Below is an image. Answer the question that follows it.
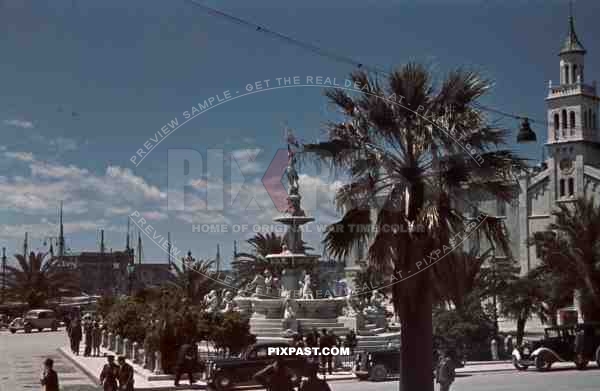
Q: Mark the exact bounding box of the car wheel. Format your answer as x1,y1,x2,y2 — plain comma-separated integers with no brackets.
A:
51,322,58,331
213,373,233,390
9,329,16,334
38,328,43,332
369,364,388,381
595,347,600,368
512,357,528,371
24,325,32,333
575,355,589,370
535,355,551,371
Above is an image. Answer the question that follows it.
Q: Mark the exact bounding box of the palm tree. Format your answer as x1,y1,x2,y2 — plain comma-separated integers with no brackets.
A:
6,251,79,308
168,254,217,304
304,64,524,390
232,232,312,290
530,196,600,321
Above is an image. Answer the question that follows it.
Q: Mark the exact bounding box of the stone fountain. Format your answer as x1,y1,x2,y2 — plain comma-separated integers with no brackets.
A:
234,139,348,339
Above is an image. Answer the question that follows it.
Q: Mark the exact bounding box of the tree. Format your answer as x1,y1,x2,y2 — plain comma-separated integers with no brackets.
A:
168,253,217,304
105,296,150,343
232,232,312,290
304,64,523,390
530,197,600,321
209,311,256,355
6,252,79,308
498,274,545,346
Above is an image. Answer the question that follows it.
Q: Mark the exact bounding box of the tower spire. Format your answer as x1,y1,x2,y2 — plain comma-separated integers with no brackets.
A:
137,230,142,264
560,0,586,55
23,232,28,257
126,218,130,251
216,244,221,273
167,232,172,269
100,229,105,254
58,201,65,259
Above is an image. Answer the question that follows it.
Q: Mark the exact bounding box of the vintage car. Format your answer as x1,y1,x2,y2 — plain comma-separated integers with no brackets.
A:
353,348,465,381
8,317,24,333
205,342,310,390
21,309,59,333
512,323,600,371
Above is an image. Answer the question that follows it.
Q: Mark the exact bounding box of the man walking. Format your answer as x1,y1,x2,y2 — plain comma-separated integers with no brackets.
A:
435,350,456,391
174,342,197,387
253,356,295,391
319,328,334,375
299,362,331,391
117,356,134,391
84,319,93,357
92,322,102,357
40,358,59,391
99,355,119,391
69,318,82,355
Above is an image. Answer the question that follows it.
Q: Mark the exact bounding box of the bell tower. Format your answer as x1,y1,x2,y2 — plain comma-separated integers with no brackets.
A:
546,3,599,200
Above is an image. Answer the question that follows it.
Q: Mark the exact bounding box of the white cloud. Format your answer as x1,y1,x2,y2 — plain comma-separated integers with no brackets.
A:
4,151,35,162
3,119,34,129
141,211,168,221
31,161,88,179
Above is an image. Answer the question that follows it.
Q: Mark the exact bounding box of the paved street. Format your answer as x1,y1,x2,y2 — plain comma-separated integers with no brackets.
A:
2,327,600,391
0,328,99,391
330,369,600,391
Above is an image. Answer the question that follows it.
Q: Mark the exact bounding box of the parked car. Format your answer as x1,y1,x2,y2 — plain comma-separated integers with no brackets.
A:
0,314,9,328
8,317,24,333
21,309,59,333
353,348,465,381
512,323,600,371
205,342,310,390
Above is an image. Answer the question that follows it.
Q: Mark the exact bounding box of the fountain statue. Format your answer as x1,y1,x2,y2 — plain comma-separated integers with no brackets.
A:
204,290,220,313
300,273,314,299
282,298,299,334
264,269,278,296
221,291,239,313
249,273,266,297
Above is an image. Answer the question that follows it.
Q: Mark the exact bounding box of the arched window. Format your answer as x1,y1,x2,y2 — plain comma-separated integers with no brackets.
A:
562,110,568,130
570,111,576,129
573,65,578,83
554,113,559,136
564,65,570,84
594,112,597,130
560,179,566,197
568,178,575,196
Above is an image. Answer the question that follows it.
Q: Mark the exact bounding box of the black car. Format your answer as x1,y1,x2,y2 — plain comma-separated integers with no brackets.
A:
353,348,465,381
205,342,311,390
512,323,600,371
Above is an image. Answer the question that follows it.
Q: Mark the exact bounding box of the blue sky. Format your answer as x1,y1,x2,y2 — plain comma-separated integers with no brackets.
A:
1,0,599,266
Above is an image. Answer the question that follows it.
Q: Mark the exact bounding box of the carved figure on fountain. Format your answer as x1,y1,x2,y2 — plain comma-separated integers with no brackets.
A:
204,290,220,313
300,273,314,299
264,269,279,297
281,298,299,335
249,273,266,297
221,291,239,313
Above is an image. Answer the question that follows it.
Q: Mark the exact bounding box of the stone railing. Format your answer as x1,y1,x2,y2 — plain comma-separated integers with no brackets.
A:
100,331,160,374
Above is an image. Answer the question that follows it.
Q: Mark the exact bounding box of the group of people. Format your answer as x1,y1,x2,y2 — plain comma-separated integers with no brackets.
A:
291,328,357,375
99,355,134,391
39,354,134,391
66,313,103,357
434,349,457,391
254,357,331,391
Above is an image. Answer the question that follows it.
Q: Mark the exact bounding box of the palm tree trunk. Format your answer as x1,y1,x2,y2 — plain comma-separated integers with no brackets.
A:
400,273,433,391
516,317,526,346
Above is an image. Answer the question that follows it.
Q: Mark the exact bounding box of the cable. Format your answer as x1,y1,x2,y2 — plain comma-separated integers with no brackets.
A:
186,0,594,130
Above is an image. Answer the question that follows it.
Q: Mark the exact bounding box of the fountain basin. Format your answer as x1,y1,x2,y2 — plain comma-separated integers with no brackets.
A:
240,297,346,319
273,216,315,225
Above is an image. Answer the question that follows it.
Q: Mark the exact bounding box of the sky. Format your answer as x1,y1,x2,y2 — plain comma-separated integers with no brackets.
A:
1,0,599,267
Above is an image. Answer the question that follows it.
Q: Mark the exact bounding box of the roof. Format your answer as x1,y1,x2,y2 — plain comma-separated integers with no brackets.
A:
560,16,586,55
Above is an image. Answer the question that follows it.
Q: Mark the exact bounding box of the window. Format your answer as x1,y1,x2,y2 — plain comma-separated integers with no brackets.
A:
573,65,578,83
570,111,576,135
564,65,570,84
568,178,575,196
560,179,565,197
554,113,559,131
562,110,567,130
594,112,597,130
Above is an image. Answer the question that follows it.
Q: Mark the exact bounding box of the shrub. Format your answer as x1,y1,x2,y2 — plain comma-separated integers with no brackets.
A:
105,297,149,343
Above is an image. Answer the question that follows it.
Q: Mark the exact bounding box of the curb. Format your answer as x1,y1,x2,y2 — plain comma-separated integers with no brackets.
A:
58,347,205,391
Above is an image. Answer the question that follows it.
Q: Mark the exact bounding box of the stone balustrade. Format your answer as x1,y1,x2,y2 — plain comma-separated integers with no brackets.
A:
123,338,130,358
153,351,163,375
116,335,123,355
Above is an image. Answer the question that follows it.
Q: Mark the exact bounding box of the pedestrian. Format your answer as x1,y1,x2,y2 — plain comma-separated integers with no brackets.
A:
299,362,331,391
84,319,93,357
99,355,119,391
92,321,102,357
69,318,82,355
319,328,334,375
117,356,134,391
40,358,59,391
306,328,319,363
490,337,499,361
435,349,456,391
174,342,197,387
504,334,513,358
344,329,357,356
253,356,295,391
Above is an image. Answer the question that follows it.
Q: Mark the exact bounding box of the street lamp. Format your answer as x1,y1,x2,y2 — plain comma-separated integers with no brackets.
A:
516,118,537,143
